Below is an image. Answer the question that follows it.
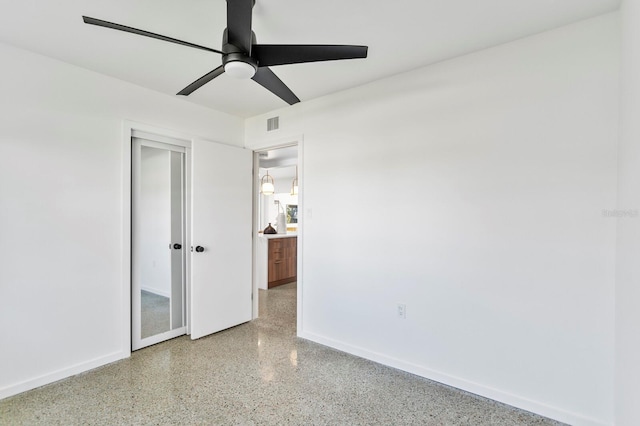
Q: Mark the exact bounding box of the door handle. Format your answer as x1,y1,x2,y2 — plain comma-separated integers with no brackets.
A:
173,243,182,250
195,246,205,253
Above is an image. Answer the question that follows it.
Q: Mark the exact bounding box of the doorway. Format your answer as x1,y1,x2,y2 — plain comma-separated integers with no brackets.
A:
131,137,188,350
252,143,302,326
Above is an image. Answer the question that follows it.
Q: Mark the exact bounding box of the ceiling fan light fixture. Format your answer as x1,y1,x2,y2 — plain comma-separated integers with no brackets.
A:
224,60,257,79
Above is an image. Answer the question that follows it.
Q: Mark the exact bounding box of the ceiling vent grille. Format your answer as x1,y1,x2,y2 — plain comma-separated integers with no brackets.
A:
267,116,279,132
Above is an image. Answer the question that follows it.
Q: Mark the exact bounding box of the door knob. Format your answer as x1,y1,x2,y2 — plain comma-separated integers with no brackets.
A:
195,246,205,253
173,243,182,250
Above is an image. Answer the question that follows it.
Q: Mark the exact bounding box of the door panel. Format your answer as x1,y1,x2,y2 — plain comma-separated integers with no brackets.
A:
132,139,187,350
190,140,252,340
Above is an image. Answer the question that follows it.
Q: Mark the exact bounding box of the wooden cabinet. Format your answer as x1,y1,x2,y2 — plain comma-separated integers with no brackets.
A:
268,237,297,288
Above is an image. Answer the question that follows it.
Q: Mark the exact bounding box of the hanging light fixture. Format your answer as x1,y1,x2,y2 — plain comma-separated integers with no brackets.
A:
261,171,275,195
290,166,298,196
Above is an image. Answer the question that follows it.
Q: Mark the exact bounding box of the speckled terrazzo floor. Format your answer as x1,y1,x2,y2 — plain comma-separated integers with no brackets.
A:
0,283,565,425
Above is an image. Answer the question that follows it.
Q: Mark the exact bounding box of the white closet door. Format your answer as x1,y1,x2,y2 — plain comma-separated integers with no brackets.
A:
131,139,187,351
190,140,253,339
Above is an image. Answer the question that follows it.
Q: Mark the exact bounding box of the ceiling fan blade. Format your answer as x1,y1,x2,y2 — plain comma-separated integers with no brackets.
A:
226,0,253,54
252,44,368,67
83,16,223,55
177,66,225,96
252,67,300,105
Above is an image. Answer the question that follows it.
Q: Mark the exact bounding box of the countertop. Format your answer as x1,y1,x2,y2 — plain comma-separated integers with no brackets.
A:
259,233,297,239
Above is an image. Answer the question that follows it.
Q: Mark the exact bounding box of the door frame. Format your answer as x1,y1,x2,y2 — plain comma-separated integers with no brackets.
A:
122,121,194,354
251,136,304,334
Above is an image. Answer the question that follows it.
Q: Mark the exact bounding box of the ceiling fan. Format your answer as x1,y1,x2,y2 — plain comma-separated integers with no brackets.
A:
83,0,368,105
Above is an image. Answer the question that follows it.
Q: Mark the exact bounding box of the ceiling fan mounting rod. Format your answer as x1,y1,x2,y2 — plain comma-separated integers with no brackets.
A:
227,0,256,7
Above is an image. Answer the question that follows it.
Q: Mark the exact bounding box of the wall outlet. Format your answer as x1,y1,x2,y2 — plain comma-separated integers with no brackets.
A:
397,303,407,319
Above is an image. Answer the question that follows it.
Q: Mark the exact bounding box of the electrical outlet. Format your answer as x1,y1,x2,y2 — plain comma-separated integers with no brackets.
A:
397,303,406,319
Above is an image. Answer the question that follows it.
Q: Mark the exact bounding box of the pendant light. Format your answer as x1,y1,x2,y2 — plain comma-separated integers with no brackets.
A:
261,171,275,195
290,166,298,196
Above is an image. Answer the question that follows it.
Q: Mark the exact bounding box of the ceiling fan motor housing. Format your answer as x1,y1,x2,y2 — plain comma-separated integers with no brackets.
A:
221,28,258,78
222,28,258,66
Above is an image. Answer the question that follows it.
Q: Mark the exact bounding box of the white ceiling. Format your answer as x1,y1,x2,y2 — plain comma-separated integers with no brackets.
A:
0,0,620,118
259,165,296,182
258,145,298,168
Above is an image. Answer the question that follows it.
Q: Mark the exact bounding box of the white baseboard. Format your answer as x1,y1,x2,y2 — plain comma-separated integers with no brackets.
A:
298,330,609,426
0,351,128,400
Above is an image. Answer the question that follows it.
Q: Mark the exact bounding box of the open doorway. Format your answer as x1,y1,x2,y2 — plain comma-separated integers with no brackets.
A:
252,144,301,324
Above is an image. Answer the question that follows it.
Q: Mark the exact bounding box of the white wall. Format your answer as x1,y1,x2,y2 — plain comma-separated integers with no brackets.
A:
246,14,619,426
140,147,171,297
616,1,640,425
0,41,244,398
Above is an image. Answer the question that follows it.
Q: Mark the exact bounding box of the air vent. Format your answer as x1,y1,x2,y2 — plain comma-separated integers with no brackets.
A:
267,116,279,132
